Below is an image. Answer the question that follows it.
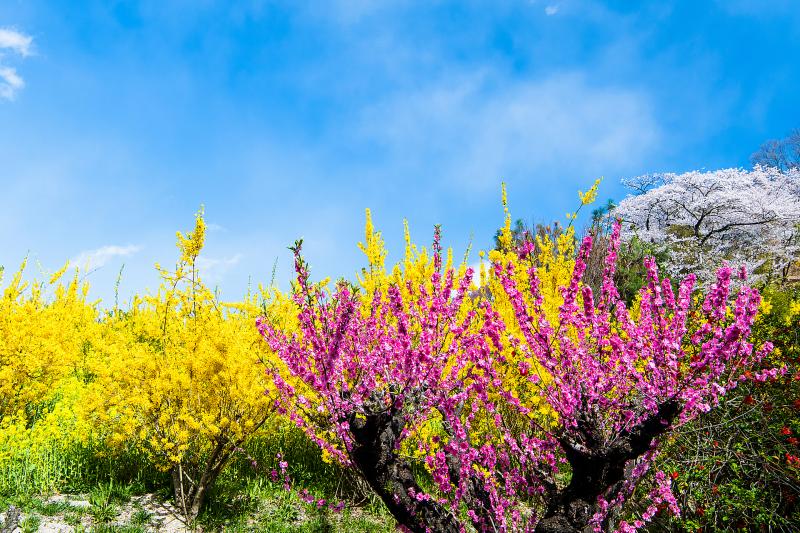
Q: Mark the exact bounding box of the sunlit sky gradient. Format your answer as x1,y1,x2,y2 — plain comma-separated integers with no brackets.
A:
1,1,799,304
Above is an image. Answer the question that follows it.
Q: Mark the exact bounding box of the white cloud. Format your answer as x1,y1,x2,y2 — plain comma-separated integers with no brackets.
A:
0,28,32,56
0,28,32,100
359,70,660,191
205,222,226,232
0,66,23,100
544,5,559,15
196,253,243,283
71,244,143,270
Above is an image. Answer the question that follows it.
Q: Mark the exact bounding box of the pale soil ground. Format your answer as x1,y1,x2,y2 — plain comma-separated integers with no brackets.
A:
0,494,188,533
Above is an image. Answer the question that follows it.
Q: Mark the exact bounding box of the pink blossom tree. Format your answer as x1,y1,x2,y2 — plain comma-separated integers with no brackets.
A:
496,222,777,531
258,223,777,532
258,231,514,532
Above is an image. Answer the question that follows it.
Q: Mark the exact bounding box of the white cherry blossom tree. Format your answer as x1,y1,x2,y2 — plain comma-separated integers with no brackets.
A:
614,166,800,286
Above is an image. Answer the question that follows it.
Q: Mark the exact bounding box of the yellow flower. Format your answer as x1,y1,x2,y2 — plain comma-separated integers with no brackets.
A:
578,177,602,205
176,205,206,263
497,182,514,252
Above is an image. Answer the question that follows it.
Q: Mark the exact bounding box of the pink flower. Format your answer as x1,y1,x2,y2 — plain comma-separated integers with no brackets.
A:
257,221,774,532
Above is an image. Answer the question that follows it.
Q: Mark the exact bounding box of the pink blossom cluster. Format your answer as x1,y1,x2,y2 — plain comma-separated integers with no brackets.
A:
257,222,777,532
257,235,534,529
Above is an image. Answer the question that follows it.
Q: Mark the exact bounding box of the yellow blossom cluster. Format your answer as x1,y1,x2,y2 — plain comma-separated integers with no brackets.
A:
79,210,296,519
353,182,594,459
0,260,96,423
0,209,294,508
482,183,579,426
0,258,100,491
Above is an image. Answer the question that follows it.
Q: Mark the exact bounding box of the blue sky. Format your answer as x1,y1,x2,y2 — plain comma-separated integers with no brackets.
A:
1,0,798,304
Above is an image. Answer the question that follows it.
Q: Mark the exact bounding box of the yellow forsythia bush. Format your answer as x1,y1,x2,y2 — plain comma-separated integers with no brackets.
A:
81,208,288,519
0,208,302,514
0,261,99,491
0,261,96,422
480,183,580,427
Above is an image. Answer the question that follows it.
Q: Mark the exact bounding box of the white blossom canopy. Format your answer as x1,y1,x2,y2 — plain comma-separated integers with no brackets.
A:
614,166,800,285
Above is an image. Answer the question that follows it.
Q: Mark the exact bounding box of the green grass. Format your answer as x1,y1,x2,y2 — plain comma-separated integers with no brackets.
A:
130,506,152,526
63,506,87,527
18,514,41,533
197,470,393,532
0,439,167,497
0,421,396,532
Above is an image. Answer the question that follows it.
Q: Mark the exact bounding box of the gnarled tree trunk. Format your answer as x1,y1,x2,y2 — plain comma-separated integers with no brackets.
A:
347,407,464,533
536,400,680,533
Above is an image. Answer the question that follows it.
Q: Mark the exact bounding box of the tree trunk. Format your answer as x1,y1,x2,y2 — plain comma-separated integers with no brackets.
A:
171,443,229,523
348,408,464,533
171,464,213,522
535,448,625,533
536,400,680,533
